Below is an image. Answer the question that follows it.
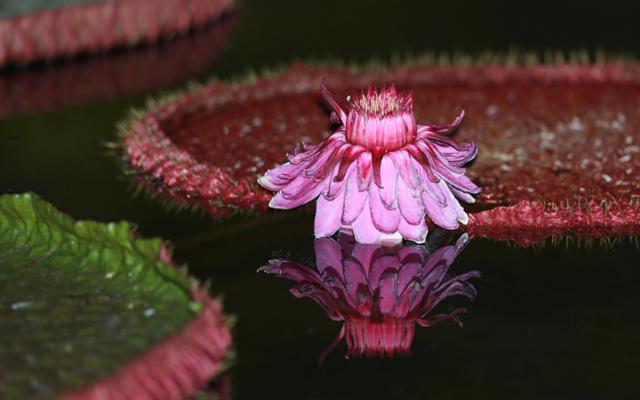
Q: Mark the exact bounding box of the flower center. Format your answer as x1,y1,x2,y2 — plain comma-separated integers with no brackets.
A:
345,86,417,152
352,91,403,116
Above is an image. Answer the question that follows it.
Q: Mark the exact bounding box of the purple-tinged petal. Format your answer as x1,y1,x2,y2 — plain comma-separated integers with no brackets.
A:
350,242,378,275
324,164,345,200
397,262,422,294
416,140,465,175
397,175,425,225
391,280,423,317
263,259,324,287
434,168,481,195
257,172,285,192
286,141,325,165
369,184,401,233
398,217,428,244
379,155,398,208
342,258,370,311
269,177,326,209
368,254,400,289
351,197,381,244
416,109,465,135
437,272,480,300
342,168,369,225
450,186,477,204
431,140,478,167
315,189,345,238
422,184,459,230
315,237,343,276
417,141,480,193
259,158,315,190
280,173,322,200
422,245,458,277
442,183,469,225
397,246,428,264
388,150,420,191
377,271,398,314
410,157,447,206
303,142,350,182
289,131,344,165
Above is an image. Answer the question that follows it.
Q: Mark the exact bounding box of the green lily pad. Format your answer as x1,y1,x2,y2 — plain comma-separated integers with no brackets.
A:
0,193,228,399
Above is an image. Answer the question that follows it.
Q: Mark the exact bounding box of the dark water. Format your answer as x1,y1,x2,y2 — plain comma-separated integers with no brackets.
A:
1,0,640,398
198,220,640,399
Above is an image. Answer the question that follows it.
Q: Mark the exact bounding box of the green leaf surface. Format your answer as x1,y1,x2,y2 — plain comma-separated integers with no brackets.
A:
0,193,198,399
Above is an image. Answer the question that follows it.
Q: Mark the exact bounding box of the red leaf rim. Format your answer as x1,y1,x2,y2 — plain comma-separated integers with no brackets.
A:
0,14,235,118
0,0,235,67
62,244,233,400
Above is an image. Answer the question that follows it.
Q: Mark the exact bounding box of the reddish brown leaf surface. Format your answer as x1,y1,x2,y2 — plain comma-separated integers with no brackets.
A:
122,62,640,244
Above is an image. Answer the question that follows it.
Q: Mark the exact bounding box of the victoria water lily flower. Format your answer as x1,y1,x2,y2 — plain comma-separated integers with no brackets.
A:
262,233,479,358
258,81,480,244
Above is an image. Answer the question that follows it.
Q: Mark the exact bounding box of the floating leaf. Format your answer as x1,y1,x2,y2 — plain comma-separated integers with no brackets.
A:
0,193,231,399
0,0,235,67
120,58,640,243
0,15,235,118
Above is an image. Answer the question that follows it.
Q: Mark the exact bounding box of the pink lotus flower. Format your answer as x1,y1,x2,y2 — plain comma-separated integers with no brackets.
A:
258,82,480,244
262,233,479,358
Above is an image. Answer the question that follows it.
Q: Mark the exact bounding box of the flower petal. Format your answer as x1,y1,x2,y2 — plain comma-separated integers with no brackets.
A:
325,163,354,200
351,197,381,244
378,155,398,208
258,172,284,192
259,158,313,190
342,169,368,225
269,177,326,209
264,259,324,286
369,184,401,233
397,174,425,225
349,241,377,273
342,258,370,309
314,188,345,238
410,158,447,206
377,271,398,314
442,182,469,225
356,151,373,191
417,141,480,194
388,150,420,191
421,181,459,230
280,173,323,200
450,186,476,204
320,81,347,124
432,140,478,167
416,109,465,135
368,253,399,289
314,237,343,276
398,217,428,243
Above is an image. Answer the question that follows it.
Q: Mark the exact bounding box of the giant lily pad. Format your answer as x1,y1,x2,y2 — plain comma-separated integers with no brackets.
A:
0,193,231,399
0,14,235,118
0,0,235,67
121,57,640,244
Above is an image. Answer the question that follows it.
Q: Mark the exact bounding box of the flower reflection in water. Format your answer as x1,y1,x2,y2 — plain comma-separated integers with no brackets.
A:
262,232,479,359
